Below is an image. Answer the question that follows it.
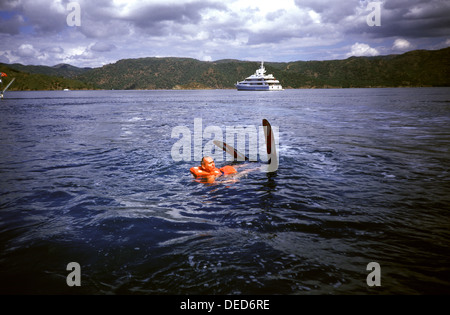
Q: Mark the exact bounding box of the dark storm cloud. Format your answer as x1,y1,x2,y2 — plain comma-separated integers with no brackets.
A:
1,0,69,35
3,0,449,41
0,0,226,37
374,0,450,38
294,0,450,38
340,0,450,39
0,13,24,35
0,0,449,67
126,1,226,29
76,0,227,38
294,0,358,23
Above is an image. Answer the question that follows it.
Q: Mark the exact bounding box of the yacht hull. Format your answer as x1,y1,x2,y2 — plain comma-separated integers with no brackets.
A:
235,84,283,91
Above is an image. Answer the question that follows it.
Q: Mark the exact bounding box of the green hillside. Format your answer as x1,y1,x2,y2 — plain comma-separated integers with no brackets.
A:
277,48,450,88
0,64,95,91
77,58,263,90
2,47,449,90
4,63,91,78
77,47,450,89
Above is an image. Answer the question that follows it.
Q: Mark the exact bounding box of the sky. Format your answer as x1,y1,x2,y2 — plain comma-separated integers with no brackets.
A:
0,0,449,68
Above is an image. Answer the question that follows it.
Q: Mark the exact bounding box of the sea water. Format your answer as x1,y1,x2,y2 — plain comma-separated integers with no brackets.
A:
0,88,449,294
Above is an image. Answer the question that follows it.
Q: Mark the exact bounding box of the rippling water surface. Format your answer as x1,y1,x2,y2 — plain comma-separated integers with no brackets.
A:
0,88,449,294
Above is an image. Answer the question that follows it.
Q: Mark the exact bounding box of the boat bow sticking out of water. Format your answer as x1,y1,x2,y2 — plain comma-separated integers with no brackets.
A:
235,62,283,91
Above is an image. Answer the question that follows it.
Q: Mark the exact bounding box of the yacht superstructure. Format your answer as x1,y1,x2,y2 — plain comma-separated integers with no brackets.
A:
235,62,283,91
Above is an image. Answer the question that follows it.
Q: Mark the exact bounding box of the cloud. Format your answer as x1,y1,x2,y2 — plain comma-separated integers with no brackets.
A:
0,13,25,35
0,52,11,64
392,38,413,51
128,1,225,28
0,0,449,67
17,44,39,58
266,9,286,22
294,0,360,23
91,42,116,53
364,0,450,38
347,43,380,57
17,0,67,34
74,0,227,38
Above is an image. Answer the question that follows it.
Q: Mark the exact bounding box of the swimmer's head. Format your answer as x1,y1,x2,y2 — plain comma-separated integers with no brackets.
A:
201,156,215,172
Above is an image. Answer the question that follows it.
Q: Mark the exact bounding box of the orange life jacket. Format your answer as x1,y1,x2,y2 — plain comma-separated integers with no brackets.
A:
190,165,237,177
220,165,238,175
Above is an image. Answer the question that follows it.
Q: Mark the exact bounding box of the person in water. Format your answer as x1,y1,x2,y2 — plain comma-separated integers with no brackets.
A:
190,156,237,180
190,156,260,184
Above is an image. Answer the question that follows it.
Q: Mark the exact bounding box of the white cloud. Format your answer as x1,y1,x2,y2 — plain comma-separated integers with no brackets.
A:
392,38,412,51
17,44,39,58
347,43,380,57
308,10,321,24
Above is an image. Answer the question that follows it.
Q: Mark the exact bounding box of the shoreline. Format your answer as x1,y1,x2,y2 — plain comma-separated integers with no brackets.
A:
4,85,449,92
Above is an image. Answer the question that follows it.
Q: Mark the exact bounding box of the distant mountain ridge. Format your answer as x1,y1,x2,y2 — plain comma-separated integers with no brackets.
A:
3,63,91,78
1,47,449,90
0,63,94,91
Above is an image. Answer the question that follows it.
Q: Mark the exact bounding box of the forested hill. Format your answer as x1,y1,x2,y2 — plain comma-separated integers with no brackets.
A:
0,63,94,91
2,47,449,90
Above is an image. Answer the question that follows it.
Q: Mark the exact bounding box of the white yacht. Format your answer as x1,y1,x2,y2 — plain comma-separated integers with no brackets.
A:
235,62,283,91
